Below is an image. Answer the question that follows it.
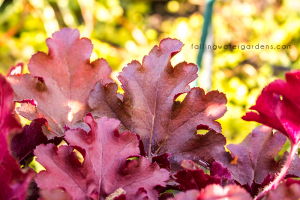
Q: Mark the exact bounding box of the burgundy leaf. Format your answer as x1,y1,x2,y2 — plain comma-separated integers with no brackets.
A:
216,125,287,185
265,179,300,200
11,118,48,163
0,75,34,200
137,134,146,157
7,28,113,138
35,114,169,200
174,160,221,191
242,70,300,145
88,38,227,168
152,153,171,170
210,161,234,186
113,194,126,200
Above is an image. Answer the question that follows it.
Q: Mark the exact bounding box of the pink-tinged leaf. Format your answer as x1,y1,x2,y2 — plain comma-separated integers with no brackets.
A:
11,118,48,163
39,189,72,200
15,99,39,121
242,70,300,145
197,184,252,200
7,28,113,138
167,190,200,200
169,185,252,200
0,75,35,200
265,179,300,200
174,160,221,191
88,38,227,168
35,114,169,200
216,125,300,187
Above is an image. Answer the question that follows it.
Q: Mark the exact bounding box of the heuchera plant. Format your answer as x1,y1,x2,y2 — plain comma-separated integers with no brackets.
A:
1,28,300,200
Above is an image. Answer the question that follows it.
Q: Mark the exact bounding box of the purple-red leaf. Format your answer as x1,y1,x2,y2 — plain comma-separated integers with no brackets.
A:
265,179,300,200
35,114,169,200
210,161,234,186
216,125,300,187
7,28,112,138
0,75,34,200
11,118,48,163
243,174,274,197
88,38,227,168
174,160,221,191
242,70,300,145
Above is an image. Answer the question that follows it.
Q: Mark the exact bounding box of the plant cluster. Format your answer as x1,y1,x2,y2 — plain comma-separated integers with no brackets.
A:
1,28,300,200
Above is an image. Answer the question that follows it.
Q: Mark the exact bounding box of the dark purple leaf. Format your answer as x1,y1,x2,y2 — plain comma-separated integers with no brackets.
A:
174,160,220,191
242,174,274,197
11,118,48,164
153,153,171,170
26,180,40,200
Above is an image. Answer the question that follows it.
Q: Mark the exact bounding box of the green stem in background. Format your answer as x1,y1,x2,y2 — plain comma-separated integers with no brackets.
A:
254,141,300,200
192,0,215,87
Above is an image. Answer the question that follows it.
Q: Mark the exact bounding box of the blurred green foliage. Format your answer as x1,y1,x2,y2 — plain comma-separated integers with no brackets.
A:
1,0,300,144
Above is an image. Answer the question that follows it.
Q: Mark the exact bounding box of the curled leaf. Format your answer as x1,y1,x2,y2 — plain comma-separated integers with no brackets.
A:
243,70,300,145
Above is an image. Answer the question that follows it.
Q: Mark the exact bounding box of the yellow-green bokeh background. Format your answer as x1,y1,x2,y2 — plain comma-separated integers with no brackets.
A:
1,0,299,146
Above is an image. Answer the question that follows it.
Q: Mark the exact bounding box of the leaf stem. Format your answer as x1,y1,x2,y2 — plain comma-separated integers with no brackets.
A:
254,141,300,200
